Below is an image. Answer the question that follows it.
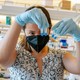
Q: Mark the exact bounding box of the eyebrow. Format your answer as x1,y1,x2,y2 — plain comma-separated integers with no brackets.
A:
27,30,40,32
29,31,36,33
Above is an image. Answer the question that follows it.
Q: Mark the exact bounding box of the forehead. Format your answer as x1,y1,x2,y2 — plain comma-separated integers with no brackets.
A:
25,23,40,31
25,23,49,34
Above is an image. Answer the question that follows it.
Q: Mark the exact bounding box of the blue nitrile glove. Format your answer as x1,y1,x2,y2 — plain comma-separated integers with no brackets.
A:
15,8,49,31
52,18,80,42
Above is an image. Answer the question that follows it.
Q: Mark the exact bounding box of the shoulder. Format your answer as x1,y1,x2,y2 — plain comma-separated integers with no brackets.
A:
16,43,30,55
49,48,66,55
15,44,30,62
46,48,67,67
48,48,66,58
15,43,32,60
8,44,31,68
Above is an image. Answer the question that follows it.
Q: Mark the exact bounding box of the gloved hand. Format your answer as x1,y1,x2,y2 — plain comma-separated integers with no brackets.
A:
15,8,49,31
52,18,80,42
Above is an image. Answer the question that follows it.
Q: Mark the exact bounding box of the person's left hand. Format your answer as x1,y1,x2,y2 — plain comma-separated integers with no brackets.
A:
52,18,80,42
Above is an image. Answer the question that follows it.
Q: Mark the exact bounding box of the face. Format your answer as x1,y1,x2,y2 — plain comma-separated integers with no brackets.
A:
25,23,50,36
25,23,50,53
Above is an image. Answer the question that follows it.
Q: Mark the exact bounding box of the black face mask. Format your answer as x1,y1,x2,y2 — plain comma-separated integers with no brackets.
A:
26,35,49,53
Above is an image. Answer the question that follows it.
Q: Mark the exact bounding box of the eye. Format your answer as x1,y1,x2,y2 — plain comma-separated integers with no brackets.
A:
29,31,35,36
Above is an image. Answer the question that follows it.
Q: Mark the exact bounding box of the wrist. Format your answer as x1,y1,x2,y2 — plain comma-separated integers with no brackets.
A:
73,26,80,42
15,15,25,27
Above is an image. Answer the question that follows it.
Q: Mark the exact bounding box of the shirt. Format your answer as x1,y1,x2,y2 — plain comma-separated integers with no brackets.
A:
8,44,66,80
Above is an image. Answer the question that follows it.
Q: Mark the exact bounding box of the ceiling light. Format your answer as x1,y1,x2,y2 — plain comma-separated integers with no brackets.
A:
0,5,2,9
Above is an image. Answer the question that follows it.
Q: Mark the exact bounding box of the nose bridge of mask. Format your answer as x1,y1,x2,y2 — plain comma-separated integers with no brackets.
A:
31,36,38,44
28,35,42,45
33,35,45,45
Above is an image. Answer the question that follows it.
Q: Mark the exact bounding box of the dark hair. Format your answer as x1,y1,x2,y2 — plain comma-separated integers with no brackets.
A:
19,6,52,52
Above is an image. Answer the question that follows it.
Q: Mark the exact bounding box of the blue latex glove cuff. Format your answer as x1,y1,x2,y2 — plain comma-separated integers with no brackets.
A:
15,15,25,27
73,26,80,42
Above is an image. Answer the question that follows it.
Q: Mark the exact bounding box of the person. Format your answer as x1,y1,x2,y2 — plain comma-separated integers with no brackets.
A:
0,6,80,80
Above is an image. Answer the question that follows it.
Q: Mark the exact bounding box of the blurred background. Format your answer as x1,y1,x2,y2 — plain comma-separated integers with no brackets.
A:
0,0,80,80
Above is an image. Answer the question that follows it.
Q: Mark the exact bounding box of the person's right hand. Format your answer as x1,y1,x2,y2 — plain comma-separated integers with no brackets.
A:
15,8,49,30
52,18,80,42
